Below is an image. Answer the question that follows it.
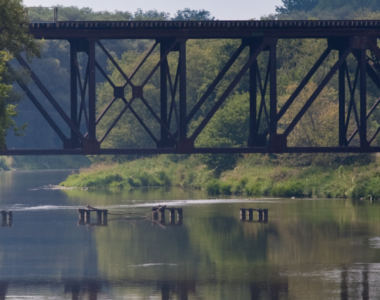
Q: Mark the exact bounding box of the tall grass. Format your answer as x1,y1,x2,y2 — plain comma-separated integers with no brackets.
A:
61,154,380,199
60,155,214,189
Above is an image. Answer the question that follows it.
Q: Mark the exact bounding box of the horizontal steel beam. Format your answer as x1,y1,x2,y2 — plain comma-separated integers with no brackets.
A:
29,20,380,39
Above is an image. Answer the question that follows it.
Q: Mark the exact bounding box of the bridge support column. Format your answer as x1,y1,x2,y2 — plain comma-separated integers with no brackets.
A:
360,47,369,148
339,47,347,146
267,38,285,152
177,39,194,153
69,41,79,148
248,41,258,147
85,38,100,154
159,39,168,147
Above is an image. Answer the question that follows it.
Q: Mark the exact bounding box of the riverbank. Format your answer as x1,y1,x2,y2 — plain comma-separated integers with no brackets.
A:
59,154,380,199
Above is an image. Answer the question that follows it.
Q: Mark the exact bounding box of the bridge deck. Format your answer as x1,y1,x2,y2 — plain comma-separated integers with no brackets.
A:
29,20,380,39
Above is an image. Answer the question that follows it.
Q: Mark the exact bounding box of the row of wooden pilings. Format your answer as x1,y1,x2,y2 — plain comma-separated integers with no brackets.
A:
240,208,268,222
152,206,183,225
77,208,108,226
2,207,267,228
1,211,12,227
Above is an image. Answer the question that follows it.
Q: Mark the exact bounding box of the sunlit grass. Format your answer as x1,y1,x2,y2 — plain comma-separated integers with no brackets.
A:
60,154,380,199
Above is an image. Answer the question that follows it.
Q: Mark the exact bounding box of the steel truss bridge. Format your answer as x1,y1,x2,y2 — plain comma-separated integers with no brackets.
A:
4,20,380,155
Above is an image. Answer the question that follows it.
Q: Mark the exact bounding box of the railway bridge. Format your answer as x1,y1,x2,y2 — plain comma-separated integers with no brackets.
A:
4,20,380,155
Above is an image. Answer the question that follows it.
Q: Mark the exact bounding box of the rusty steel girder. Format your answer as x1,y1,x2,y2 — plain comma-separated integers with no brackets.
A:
3,20,380,155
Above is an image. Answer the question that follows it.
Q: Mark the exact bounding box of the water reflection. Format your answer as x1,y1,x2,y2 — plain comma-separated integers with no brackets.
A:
0,279,289,299
1,171,380,299
0,283,6,300
249,281,288,300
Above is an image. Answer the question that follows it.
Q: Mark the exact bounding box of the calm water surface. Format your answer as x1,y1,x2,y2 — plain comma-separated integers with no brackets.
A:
0,170,380,299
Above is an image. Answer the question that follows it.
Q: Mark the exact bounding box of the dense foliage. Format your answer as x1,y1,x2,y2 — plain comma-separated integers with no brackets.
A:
276,0,319,14
276,0,380,17
0,0,40,150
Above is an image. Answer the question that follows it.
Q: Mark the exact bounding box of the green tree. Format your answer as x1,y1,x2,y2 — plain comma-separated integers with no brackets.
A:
0,0,40,149
276,0,319,14
172,8,214,20
317,0,380,11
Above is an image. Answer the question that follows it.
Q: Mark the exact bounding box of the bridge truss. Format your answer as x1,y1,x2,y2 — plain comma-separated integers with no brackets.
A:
5,20,380,155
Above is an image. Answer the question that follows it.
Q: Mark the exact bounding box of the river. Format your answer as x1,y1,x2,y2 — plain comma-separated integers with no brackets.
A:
0,170,379,299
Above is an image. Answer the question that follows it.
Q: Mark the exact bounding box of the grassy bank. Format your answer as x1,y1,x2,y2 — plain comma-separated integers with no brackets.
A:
60,156,214,189
60,154,380,199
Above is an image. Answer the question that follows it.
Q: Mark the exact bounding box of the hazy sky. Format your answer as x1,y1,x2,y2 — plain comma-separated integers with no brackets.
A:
23,0,283,20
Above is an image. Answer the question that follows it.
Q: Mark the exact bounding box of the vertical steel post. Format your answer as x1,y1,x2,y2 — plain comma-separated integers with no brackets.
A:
88,39,96,140
70,41,78,146
248,43,257,147
160,40,168,147
339,48,346,146
360,48,367,148
269,41,277,139
179,39,186,141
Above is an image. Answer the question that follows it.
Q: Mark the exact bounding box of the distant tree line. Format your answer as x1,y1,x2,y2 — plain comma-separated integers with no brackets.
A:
276,0,380,15
26,6,214,22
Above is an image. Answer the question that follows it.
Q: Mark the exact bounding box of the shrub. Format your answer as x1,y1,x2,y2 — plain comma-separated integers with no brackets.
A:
272,180,305,197
127,177,141,187
104,174,124,184
206,180,221,195
366,177,380,198
156,170,171,186
245,182,262,196
0,157,10,171
220,182,232,195
138,172,161,186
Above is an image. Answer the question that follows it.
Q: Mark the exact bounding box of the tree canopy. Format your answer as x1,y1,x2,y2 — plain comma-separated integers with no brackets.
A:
276,0,380,14
276,0,319,14
0,0,40,149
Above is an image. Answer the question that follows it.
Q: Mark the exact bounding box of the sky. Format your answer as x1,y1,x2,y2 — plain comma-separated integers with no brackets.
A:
23,0,283,20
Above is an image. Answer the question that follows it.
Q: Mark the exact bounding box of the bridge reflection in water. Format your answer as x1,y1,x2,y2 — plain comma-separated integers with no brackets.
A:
0,265,376,300
0,267,375,300
0,279,290,300
4,20,380,155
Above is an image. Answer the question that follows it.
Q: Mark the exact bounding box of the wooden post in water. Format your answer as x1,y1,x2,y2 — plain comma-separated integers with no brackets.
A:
263,209,268,222
240,208,246,220
177,208,183,220
0,211,12,227
169,209,176,224
0,211,6,220
152,207,158,220
7,212,12,227
96,211,102,225
1,211,7,227
257,209,263,221
159,208,165,223
102,210,108,225
248,209,254,220
78,209,85,221
85,210,90,223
